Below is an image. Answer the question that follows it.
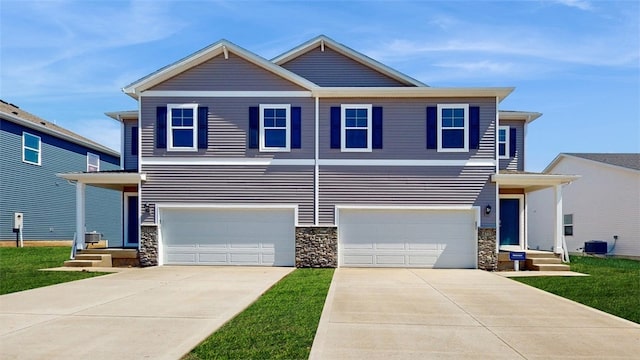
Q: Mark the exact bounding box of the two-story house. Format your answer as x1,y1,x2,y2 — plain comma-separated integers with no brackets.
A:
61,36,577,269
0,100,122,247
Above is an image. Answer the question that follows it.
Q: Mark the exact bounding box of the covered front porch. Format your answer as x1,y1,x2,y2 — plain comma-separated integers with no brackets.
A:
492,171,579,269
56,171,146,257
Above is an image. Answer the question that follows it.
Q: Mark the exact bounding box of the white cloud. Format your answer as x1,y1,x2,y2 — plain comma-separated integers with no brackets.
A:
550,0,594,11
64,117,121,153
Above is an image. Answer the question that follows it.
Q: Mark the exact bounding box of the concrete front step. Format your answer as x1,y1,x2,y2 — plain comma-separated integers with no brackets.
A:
529,263,571,271
64,254,112,267
498,250,569,271
526,258,562,265
77,249,139,267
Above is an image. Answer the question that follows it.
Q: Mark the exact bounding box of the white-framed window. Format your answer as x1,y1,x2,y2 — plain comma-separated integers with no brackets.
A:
22,132,41,165
259,104,290,151
498,126,510,159
437,104,468,152
342,104,372,152
167,104,198,151
87,153,100,172
564,214,574,236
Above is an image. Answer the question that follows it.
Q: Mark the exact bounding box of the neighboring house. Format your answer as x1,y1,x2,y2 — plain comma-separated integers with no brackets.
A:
528,153,640,258
60,36,577,269
0,100,122,246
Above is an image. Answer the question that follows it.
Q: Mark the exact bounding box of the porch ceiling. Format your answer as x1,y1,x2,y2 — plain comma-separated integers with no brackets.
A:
56,172,146,191
491,172,579,193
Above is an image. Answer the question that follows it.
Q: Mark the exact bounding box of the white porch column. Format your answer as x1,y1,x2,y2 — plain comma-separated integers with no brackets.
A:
76,182,85,250
554,184,563,254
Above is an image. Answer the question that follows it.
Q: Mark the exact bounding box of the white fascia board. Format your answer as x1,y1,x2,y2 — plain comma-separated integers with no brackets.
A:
312,87,514,101
272,35,427,87
2,111,120,158
56,172,146,184
123,40,318,99
547,153,640,175
499,111,542,124
491,173,580,187
141,157,315,166
140,91,313,98
318,159,496,167
105,110,138,122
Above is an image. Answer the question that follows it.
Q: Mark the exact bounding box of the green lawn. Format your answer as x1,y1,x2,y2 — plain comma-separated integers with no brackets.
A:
0,247,106,295
514,256,640,323
184,268,334,360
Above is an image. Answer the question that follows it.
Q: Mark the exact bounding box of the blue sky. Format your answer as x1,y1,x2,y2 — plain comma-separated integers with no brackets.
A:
1,0,638,171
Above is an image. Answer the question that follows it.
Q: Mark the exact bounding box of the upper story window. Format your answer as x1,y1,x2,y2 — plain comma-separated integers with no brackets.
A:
437,104,468,152
260,104,290,151
87,153,100,172
498,126,510,159
168,104,198,151
22,132,41,165
342,104,372,152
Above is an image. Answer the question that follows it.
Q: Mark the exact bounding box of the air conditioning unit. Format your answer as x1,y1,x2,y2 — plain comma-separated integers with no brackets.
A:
584,240,607,255
84,232,101,244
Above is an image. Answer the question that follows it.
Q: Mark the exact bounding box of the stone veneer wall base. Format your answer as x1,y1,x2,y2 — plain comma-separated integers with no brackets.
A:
295,227,337,268
478,228,497,271
139,225,158,267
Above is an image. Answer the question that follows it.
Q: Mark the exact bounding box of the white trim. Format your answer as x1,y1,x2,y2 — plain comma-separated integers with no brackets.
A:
141,157,314,166
499,194,525,250
341,104,372,152
167,104,198,152
437,104,469,153
22,131,41,166
318,159,496,167
498,126,510,159
544,153,640,175
75,183,86,251
259,104,291,152
124,192,139,247
495,182,500,253
86,152,100,172
120,121,125,169
141,90,313,98
312,87,514,102
314,96,320,226
56,172,146,184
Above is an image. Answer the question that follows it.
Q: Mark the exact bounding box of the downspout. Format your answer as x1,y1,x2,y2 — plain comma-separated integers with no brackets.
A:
314,96,319,226
495,96,500,254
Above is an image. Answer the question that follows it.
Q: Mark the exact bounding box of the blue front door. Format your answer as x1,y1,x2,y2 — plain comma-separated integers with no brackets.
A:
126,195,139,247
500,198,520,246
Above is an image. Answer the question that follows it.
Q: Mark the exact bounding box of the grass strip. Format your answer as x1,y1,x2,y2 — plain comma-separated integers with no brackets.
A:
0,247,106,295
514,256,640,323
185,268,334,360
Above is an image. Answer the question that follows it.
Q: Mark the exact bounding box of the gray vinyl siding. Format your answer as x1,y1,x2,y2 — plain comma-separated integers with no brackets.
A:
319,97,496,160
319,166,496,227
123,119,138,170
140,165,314,225
499,121,524,171
280,46,412,87
0,119,122,245
151,53,306,91
141,97,315,158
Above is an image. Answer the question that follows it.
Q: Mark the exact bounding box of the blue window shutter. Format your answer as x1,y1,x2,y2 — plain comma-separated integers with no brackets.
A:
291,106,302,149
249,106,259,149
372,106,383,149
330,106,341,149
469,106,480,149
156,106,167,149
198,107,208,149
509,127,517,157
426,106,437,149
131,126,138,155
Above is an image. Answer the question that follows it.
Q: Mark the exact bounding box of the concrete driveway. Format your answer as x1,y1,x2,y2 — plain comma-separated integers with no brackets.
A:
0,266,292,360
310,268,640,359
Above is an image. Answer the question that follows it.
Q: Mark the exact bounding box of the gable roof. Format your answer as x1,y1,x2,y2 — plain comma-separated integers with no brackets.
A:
271,35,428,87
545,153,640,173
0,100,119,157
122,39,319,98
499,110,542,124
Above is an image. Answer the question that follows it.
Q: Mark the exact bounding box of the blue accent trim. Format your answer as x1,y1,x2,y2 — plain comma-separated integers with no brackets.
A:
330,107,341,149
426,106,437,149
248,106,259,149
198,106,208,149
469,106,480,149
156,107,167,149
509,127,517,157
291,106,302,149
372,106,383,149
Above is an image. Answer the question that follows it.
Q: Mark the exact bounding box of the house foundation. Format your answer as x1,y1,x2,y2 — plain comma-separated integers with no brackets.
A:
478,228,497,271
295,226,337,268
139,225,158,267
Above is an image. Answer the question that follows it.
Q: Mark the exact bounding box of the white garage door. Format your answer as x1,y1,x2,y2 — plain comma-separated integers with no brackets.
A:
160,207,295,266
339,208,477,268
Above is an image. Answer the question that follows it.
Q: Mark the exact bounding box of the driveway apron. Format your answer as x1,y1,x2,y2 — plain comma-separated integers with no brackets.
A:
310,268,640,360
0,266,293,360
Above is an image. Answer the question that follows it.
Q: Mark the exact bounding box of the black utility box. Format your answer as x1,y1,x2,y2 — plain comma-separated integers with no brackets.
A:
584,240,607,255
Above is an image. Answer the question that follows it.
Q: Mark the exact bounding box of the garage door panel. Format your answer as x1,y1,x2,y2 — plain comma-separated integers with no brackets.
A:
339,209,476,268
161,208,294,266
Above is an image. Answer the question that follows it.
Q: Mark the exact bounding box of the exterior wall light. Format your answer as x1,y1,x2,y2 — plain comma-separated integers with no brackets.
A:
485,205,492,215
